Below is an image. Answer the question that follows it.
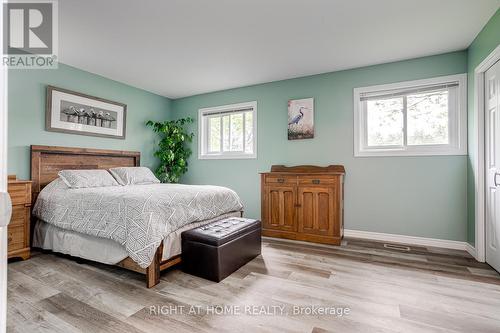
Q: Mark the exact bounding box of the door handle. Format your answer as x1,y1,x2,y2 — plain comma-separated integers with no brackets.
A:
495,173,500,187
0,192,12,227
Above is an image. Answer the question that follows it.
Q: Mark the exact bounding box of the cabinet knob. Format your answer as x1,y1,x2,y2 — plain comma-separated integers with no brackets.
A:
277,178,285,183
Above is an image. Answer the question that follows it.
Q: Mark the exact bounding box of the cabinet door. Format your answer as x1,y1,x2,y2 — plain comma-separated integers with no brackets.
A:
297,186,335,236
262,186,297,232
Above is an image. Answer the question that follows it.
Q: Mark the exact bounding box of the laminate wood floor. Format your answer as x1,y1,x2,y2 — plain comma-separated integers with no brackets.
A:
7,237,500,333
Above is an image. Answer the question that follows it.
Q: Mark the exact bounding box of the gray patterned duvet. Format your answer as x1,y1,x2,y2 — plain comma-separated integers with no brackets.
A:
33,179,243,268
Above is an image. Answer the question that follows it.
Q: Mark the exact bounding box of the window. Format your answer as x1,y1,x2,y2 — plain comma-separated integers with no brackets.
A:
198,101,257,159
353,74,467,157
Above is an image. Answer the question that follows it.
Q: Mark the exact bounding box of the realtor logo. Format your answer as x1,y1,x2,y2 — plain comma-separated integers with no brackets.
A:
2,0,58,68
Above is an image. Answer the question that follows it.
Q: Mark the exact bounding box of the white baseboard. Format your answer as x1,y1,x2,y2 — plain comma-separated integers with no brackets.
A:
344,229,470,252
465,243,478,259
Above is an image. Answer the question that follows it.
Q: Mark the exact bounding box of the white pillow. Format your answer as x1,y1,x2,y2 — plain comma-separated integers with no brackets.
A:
58,169,119,188
109,167,160,185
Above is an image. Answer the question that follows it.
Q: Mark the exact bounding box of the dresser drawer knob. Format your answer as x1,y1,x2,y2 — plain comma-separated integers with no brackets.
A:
312,179,320,184
277,178,285,183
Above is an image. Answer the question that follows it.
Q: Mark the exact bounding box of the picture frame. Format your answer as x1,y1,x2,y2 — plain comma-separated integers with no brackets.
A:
46,85,127,139
288,97,314,140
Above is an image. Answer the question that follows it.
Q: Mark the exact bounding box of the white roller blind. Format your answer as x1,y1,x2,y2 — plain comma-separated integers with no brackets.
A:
360,82,459,101
201,106,254,116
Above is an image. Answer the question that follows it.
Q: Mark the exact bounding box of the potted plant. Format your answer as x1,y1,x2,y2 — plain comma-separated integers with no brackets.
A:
146,117,194,183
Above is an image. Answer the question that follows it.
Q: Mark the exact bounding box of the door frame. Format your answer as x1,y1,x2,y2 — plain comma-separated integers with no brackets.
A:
0,0,8,330
474,44,500,263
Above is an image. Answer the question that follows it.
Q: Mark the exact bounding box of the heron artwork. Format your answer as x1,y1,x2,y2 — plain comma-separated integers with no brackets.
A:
288,107,307,125
288,98,314,140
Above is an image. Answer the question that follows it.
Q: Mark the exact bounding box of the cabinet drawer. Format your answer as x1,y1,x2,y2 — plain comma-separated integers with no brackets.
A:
298,176,336,186
265,175,297,185
8,225,25,251
8,183,31,205
10,205,29,227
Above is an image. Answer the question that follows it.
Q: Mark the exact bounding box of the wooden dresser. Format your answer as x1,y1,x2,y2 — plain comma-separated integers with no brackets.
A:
261,165,345,245
7,175,32,260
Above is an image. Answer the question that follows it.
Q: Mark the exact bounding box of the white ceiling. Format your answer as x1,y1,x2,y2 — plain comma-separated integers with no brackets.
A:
59,0,499,99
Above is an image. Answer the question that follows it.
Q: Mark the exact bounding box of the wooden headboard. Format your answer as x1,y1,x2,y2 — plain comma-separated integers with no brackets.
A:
30,145,140,202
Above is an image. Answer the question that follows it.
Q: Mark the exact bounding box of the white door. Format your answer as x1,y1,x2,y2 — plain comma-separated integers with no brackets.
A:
485,59,500,273
0,73,7,333
0,1,9,331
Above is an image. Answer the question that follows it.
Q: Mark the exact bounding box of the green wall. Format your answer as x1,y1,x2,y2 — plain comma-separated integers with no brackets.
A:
173,51,468,241
8,63,171,180
466,9,500,245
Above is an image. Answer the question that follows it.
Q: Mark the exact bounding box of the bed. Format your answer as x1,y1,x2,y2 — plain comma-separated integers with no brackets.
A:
30,145,243,287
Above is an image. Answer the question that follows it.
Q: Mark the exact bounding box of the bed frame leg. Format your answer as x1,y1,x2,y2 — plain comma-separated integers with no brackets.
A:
146,245,162,288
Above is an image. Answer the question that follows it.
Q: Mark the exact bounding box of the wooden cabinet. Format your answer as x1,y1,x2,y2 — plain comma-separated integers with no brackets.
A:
7,175,32,260
261,165,345,245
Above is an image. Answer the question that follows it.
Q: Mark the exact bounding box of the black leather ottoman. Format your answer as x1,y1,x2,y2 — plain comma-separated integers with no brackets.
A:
181,217,261,282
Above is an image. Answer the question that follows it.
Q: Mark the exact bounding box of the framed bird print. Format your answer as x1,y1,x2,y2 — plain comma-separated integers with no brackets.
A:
46,86,127,139
288,97,314,140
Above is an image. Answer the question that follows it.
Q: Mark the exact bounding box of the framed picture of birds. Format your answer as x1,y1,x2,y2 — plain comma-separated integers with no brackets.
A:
288,98,314,140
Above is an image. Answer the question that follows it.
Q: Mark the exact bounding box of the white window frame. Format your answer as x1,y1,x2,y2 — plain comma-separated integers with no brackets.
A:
353,74,467,157
198,101,257,159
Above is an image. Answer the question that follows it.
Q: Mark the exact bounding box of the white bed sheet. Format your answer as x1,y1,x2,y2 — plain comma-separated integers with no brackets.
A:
33,211,241,265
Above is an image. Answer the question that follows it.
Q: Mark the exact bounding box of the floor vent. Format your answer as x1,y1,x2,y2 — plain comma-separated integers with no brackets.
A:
383,243,411,252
